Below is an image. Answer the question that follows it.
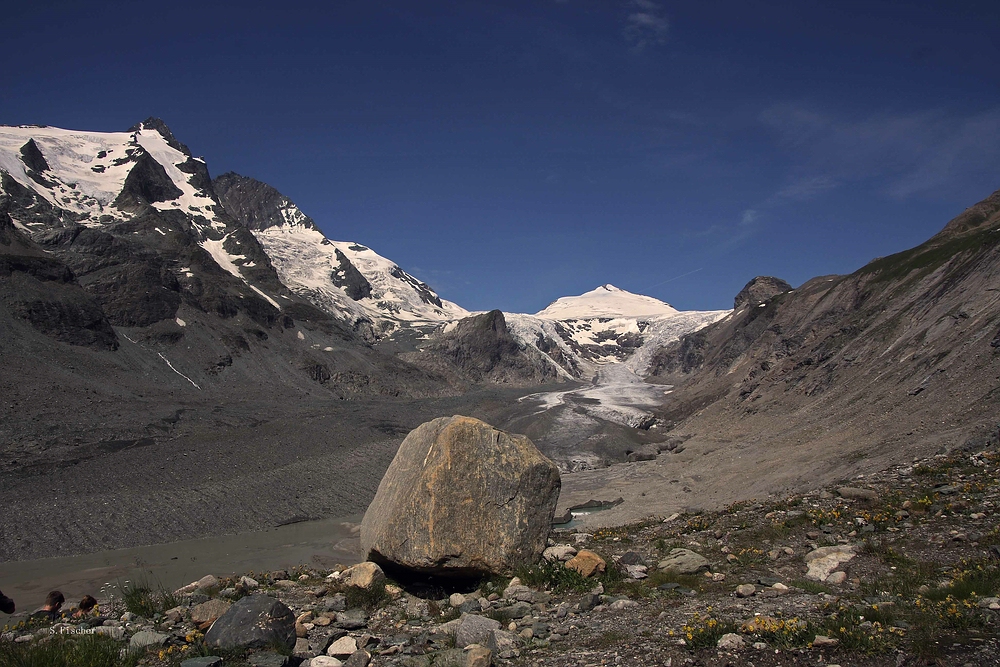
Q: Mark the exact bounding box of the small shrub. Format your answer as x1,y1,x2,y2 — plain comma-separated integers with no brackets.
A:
732,547,768,568
676,611,735,649
514,559,591,593
117,574,178,618
342,584,390,611
821,604,905,654
739,615,813,648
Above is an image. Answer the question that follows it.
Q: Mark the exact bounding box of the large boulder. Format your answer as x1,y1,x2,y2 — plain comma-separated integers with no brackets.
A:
203,594,296,651
360,416,561,577
657,548,710,574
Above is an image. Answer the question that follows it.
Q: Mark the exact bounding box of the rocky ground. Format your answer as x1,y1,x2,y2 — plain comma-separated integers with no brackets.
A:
3,446,999,667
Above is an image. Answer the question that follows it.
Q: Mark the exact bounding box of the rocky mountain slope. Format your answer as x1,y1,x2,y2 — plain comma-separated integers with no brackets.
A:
0,120,468,543
587,187,1000,514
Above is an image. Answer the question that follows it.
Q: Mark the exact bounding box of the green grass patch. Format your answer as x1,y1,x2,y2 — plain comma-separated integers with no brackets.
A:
341,583,390,611
790,579,831,595
116,574,179,618
0,634,141,667
513,559,592,593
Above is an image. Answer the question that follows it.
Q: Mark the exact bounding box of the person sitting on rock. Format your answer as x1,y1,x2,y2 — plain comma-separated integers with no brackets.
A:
72,595,98,619
30,590,64,622
0,590,13,614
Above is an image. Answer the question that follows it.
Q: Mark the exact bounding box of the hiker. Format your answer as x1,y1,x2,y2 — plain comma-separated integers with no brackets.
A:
30,590,64,621
72,595,98,618
0,590,13,614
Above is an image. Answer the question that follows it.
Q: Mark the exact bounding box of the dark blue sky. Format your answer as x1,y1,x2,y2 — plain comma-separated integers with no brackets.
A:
5,1,1000,312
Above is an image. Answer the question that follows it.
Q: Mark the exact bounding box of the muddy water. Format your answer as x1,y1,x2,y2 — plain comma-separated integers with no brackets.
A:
0,516,361,611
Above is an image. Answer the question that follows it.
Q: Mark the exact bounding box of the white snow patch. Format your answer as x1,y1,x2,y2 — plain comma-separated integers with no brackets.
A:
249,285,281,309
134,126,222,228
200,236,244,279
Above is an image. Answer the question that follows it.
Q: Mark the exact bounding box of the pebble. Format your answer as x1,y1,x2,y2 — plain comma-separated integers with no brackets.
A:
717,633,744,649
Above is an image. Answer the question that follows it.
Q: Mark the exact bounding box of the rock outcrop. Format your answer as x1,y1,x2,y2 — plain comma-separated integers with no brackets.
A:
732,275,792,309
203,594,296,651
360,415,561,577
406,310,568,386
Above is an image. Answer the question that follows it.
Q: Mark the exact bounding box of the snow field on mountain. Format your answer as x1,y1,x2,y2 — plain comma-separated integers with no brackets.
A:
253,219,468,327
0,126,135,218
252,224,370,322
536,284,679,319
134,126,221,227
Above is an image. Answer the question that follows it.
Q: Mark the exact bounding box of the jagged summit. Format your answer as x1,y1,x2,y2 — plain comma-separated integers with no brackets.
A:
213,172,469,331
536,283,679,320
127,117,191,156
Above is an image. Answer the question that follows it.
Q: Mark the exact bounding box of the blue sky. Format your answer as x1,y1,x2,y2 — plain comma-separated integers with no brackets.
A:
4,1,1000,312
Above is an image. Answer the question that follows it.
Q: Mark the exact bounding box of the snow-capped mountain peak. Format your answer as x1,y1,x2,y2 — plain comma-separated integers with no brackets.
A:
535,284,679,320
212,173,468,333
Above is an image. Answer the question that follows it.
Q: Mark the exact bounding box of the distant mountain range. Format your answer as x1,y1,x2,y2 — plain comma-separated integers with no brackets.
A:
3,117,999,563
0,119,724,387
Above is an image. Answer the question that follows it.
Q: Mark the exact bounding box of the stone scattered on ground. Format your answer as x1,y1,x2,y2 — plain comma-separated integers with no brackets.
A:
2,447,999,667
804,544,857,582
657,547,710,574
563,549,606,577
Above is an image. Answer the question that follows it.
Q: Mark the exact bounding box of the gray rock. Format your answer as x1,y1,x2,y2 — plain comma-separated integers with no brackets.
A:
542,545,577,562
836,487,879,502
502,602,532,619
486,628,520,659
458,599,482,614
717,633,745,650
203,594,296,651
618,551,645,566
805,545,856,582
343,650,371,667
736,584,756,598
181,658,223,667
335,608,368,630
455,614,502,647
129,630,169,649
579,593,601,611
360,416,561,576
327,636,358,657
248,653,291,667
657,548,710,574
325,593,347,612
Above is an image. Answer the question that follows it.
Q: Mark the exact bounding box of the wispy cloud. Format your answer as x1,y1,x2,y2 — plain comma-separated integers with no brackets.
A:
759,105,1000,200
623,0,669,52
740,208,758,226
767,175,839,204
